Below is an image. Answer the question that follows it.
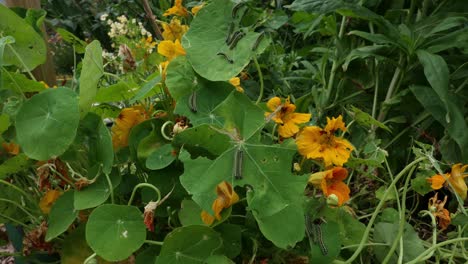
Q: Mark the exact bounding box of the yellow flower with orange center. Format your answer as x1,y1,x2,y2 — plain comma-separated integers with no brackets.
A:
308,167,350,206
427,163,468,200
229,77,244,93
163,0,189,17
265,97,311,138
162,17,189,41
111,106,149,148
201,181,239,225
39,189,62,214
428,193,451,230
296,115,353,167
157,39,186,61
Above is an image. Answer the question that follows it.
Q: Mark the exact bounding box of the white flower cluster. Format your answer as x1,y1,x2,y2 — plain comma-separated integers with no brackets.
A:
101,14,152,39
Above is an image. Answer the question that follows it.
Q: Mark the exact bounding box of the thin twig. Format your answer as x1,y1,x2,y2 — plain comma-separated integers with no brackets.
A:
142,0,164,40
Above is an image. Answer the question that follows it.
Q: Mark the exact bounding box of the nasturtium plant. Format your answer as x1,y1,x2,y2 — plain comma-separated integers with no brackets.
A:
2,0,468,263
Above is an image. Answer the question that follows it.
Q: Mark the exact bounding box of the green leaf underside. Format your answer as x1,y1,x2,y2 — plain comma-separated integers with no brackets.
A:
156,225,223,264
182,0,270,81
79,40,103,117
86,204,146,261
16,88,80,160
46,191,78,241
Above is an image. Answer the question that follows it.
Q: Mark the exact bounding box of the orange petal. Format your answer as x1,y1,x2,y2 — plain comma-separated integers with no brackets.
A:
325,181,350,206
427,174,446,190
201,211,215,225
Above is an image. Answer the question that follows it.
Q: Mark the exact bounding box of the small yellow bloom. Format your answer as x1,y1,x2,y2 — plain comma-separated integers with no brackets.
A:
229,77,244,93
191,2,205,15
428,193,451,230
111,106,148,148
296,115,353,167
201,181,239,225
157,39,186,61
163,0,189,17
162,18,189,41
265,97,311,138
427,163,468,200
308,167,350,206
39,189,62,214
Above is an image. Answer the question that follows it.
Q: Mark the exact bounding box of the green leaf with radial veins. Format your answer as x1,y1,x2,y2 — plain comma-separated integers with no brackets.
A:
182,0,270,81
79,40,103,117
156,225,223,264
180,141,308,248
16,88,80,160
86,204,146,261
0,4,46,69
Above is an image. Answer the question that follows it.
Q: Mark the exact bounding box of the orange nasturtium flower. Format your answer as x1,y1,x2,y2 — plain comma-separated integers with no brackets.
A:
111,106,149,148
157,39,186,61
201,181,239,225
264,97,311,138
229,77,244,93
39,189,62,214
163,0,189,17
191,2,205,15
428,193,451,230
2,142,20,155
427,163,468,200
162,17,189,41
308,167,350,206
296,115,354,167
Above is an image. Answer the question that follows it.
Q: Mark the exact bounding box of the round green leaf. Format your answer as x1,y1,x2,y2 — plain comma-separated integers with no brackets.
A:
46,191,78,242
182,0,269,81
146,144,175,170
86,204,146,262
156,225,223,264
16,88,80,160
178,199,206,227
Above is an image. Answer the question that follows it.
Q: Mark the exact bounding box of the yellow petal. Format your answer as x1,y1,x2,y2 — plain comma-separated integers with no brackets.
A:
325,115,347,133
427,174,447,190
266,97,282,112
200,211,215,225
39,190,62,214
448,164,467,200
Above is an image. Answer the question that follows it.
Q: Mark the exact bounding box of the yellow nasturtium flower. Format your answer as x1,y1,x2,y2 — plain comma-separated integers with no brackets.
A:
162,18,189,41
163,0,189,17
39,189,62,214
201,181,239,225
296,115,353,167
229,77,244,93
265,97,311,138
308,167,350,206
157,39,186,61
111,106,148,148
427,163,468,200
191,2,205,15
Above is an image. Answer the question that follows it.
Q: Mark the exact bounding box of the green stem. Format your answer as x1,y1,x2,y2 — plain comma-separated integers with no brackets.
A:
342,157,425,264
406,238,468,264
254,56,264,105
0,179,33,202
128,183,161,206
144,239,164,246
0,198,38,222
0,213,29,228
324,16,347,107
2,68,26,99
104,173,114,204
341,242,389,249
160,121,174,141
6,44,36,81
83,253,97,264
383,112,431,149
382,165,417,264
377,55,404,122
